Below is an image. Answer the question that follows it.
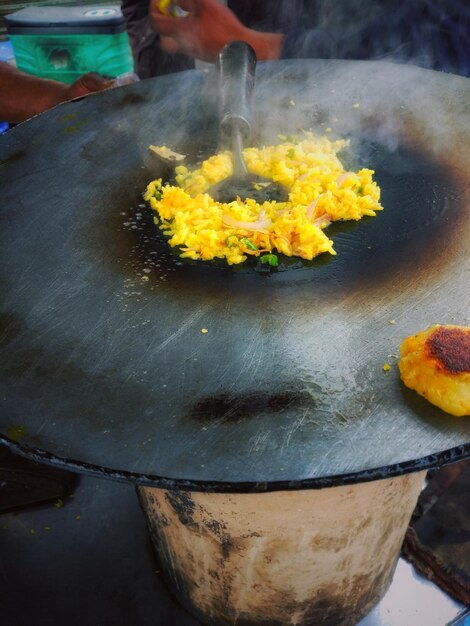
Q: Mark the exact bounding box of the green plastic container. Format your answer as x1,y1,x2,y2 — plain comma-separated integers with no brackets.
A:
5,5,133,84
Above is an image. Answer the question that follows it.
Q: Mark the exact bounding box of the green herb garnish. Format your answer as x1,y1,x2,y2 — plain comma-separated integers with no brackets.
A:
241,238,258,251
260,254,279,267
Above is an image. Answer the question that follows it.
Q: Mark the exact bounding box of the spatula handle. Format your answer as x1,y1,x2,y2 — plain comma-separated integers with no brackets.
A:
218,41,256,141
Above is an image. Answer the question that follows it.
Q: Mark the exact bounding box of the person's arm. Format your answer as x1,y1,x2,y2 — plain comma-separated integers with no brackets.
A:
149,0,283,62
0,62,112,123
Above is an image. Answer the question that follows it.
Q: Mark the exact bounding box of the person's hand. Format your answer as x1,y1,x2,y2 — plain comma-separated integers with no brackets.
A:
151,0,246,62
150,0,283,62
0,62,115,123
61,72,114,102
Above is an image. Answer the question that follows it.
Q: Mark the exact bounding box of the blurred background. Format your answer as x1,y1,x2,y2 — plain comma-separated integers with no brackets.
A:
0,0,135,132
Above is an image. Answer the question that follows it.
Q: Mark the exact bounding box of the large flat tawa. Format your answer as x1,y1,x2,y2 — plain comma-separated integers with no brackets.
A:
1,60,469,490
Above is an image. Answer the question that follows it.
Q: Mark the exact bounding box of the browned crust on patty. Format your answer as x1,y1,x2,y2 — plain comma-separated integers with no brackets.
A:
425,327,470,374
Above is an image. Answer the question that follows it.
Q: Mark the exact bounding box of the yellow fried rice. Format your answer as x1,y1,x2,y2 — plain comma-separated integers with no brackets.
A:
144,133,383,265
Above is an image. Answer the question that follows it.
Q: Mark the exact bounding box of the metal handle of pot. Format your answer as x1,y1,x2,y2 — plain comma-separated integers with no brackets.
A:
218,40,256,142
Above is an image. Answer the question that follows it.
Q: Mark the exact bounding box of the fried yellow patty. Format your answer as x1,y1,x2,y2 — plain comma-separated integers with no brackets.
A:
399,325,470,416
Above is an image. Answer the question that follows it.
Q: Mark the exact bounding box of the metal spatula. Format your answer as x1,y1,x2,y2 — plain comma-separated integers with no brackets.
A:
208,41,289,204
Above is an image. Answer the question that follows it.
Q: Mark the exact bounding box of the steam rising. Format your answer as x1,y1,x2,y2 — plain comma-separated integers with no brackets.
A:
228,0,468,77
251,60,469,163
130,46,468,184
118,0,469,177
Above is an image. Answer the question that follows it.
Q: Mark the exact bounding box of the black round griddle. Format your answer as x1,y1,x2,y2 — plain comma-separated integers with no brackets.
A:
1,60,469,492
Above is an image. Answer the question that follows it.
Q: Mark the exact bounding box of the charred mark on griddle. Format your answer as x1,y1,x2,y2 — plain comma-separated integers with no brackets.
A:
426,327,470,374
117,92,147,107
0,149,26,168
189,390,312,423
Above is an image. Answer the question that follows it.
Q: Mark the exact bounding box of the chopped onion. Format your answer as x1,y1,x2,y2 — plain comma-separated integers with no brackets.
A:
223,214,272,231
306,194,323,219
312,215,332,228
